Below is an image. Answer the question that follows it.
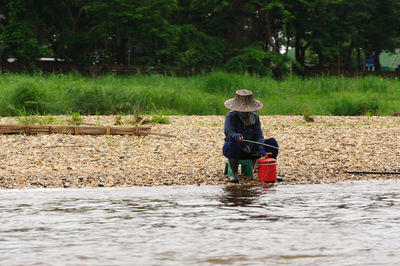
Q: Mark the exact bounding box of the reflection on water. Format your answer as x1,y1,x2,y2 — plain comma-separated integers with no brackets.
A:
1,180,400,265
221,184,274,207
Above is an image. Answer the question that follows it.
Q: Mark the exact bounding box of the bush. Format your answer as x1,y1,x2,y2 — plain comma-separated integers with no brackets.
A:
224,45,272,76
178,25,227,68
327,95,379,115
224,45,295,78
69,86,111,114
269,52,296,78
151,115,170,124
11,82,45,114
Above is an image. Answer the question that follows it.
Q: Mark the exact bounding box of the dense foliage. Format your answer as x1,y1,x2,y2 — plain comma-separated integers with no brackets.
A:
0,0,400,75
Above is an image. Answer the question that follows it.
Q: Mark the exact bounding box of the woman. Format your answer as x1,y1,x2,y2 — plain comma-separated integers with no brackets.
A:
223,90,278,183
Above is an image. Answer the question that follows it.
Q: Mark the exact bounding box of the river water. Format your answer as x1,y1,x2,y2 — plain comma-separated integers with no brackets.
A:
1,180,400,266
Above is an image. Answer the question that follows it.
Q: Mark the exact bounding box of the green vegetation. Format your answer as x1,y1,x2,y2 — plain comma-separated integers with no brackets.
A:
69,113,83,123
15,112,60,125
13,109,80,125
0,72,399,117
1,1,399,74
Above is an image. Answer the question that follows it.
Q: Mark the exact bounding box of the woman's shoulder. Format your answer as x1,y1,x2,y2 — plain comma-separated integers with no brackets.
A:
226,111,236,118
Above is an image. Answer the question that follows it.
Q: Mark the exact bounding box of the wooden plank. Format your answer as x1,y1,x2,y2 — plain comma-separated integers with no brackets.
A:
0,125,27,130
110,126,151,135
26,125,51,133
48,126,75,134
0,124,151,136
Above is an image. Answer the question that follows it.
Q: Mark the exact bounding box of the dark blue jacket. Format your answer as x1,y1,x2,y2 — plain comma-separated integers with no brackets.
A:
224,111,265,153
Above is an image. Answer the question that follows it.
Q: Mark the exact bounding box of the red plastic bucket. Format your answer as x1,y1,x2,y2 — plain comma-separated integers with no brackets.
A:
256,158,277,182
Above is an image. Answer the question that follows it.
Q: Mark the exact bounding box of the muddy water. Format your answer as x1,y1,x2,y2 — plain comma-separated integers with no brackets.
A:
1,180,400,265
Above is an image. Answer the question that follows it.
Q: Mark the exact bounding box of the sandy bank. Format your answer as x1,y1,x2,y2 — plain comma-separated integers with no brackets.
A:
1,115,399,188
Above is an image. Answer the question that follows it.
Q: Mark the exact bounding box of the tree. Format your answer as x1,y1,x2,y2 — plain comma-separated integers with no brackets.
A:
1,0,399,73
0,0,51,61
84,0,179,65
358,0,400,70
246,0,293,53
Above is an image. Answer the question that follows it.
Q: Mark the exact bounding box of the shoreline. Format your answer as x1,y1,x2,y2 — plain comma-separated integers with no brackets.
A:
1,115,399,189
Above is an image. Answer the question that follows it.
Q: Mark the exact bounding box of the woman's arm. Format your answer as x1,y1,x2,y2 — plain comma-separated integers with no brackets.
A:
224,112,238,140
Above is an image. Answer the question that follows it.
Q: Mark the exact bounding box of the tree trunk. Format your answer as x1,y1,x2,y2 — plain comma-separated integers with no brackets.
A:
264,14,278,52
295,36,305,66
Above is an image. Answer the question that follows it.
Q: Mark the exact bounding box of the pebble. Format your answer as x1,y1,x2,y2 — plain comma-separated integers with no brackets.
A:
0,115,399,189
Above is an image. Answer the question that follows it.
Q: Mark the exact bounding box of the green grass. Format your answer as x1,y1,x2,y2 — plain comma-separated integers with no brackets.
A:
0,72,399,116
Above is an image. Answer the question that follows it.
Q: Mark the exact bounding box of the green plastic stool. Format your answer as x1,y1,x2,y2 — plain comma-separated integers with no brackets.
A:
224,159,253,178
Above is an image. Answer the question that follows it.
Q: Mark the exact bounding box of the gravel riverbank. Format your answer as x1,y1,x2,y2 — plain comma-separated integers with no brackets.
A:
1,115,399,189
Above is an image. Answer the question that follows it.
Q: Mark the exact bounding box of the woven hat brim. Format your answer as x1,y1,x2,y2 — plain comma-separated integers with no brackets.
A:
224,98,263,112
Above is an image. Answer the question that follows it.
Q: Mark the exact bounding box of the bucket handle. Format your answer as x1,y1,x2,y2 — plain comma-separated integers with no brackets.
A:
254,153,274,173
254,165,259,173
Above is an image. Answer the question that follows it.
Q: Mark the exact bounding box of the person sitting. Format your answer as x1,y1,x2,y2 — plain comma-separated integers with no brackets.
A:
223,90,278,183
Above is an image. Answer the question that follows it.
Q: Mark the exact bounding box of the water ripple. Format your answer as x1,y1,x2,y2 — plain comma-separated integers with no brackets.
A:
1,180,400,265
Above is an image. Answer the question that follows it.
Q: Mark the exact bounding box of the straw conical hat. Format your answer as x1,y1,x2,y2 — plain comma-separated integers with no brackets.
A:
224,90,263,112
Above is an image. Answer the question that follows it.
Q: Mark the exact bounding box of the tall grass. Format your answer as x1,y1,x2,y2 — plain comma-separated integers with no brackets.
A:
0,72,399,116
